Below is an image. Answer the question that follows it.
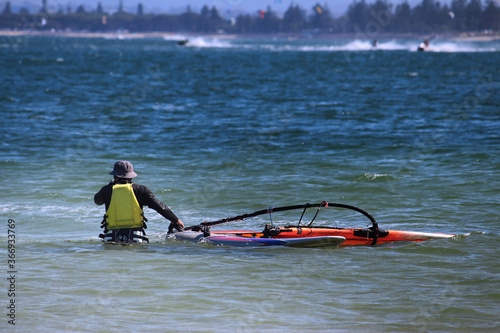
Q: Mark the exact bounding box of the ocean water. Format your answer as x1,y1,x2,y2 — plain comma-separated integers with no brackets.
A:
1,35,500,332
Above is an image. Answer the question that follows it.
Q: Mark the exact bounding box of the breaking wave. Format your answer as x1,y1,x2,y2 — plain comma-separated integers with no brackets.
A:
166,36,500,53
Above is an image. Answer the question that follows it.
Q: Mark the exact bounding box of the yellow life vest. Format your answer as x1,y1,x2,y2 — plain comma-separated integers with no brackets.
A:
105,183,144,230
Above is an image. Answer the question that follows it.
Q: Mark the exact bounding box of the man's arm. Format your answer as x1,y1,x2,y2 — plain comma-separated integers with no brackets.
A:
133,184,181,224
94,184,112,206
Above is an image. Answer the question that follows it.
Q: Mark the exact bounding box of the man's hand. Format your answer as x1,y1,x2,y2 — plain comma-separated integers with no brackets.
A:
168,220,184,233
176,220,184,230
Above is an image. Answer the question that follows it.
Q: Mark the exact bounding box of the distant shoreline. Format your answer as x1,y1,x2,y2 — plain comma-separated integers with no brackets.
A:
1,29,500,41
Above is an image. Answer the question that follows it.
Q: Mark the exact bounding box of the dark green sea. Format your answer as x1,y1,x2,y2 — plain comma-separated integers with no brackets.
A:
1,35,499,332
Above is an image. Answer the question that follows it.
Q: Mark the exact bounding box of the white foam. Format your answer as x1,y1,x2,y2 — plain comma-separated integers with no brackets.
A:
181,37,233,48
168,38,499,53
420,41,499,53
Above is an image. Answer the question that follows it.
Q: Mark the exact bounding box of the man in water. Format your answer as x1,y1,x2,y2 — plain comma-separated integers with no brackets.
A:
418,40,429,51
94,160,184,243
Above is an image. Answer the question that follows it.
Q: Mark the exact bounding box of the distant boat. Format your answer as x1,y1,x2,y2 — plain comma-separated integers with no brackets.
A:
177,39,188,46
418,40,430,51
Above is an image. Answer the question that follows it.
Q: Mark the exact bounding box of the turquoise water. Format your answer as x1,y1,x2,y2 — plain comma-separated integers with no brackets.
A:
1,35,500,332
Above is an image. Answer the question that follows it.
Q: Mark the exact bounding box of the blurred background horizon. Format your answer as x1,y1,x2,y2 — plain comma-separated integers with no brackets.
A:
3,0,452,17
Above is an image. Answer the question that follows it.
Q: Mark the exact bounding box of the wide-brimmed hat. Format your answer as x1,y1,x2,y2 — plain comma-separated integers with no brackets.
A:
109,160,137,178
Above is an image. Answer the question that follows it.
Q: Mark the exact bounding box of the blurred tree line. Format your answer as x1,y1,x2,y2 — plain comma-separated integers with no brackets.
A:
1,0,499,34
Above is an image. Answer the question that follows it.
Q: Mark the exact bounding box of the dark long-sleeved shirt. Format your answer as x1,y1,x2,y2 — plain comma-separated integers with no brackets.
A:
94,180,179,223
